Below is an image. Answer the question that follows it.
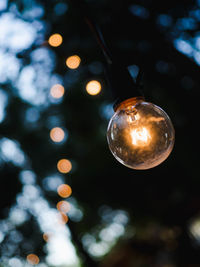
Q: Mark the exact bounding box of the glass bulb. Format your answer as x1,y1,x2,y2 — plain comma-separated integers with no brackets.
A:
107,97,175,170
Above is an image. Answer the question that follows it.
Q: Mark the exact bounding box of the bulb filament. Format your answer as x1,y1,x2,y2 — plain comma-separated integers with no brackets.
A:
130,127,151,146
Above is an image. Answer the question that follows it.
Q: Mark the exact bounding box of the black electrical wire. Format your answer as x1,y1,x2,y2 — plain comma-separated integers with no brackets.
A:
72,0,112,65
71,0,144,105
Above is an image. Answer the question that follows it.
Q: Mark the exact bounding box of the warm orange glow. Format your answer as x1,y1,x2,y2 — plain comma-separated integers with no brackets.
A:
48,33,63,47
86,80,102,95
66,55,81,69
130,127,151,147
43,233,51,242
27,254,40,265
50,84,65,98
58,212,69,224
56,200,70,213
50,127,65,143
57,159,72,173
57,184,72,198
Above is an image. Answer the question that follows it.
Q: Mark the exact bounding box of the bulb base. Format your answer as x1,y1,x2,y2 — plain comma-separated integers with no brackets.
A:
105,63,144,108
114,96,145,112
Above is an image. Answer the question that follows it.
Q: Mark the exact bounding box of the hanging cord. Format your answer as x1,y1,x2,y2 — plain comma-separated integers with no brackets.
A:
72,0,112,65
85,17,113,65
71,0,144,103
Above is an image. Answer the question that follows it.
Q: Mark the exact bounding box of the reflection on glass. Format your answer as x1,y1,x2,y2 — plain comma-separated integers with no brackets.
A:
26,254,40,265
50,84,65,99
57,159,72,173
57,184,72,198
50,127,65,143
48,33,63,47
86,80,102,95
66,55,81,69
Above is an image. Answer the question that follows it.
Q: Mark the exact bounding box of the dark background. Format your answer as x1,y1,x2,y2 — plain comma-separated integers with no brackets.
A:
0,0,200,266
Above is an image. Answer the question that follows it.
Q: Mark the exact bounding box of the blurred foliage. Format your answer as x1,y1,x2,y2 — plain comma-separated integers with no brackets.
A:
1,0,200,266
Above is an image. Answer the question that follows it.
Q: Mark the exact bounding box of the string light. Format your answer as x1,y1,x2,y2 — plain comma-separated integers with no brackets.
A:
48,33,63,47
43,233,50,242
57,159,72,173
58,212,69,224
57,184,72,198
66,55,81,69
50,127,65,143
107,97,175,170
86,80,101,95
50,84,65,99
56,200,70,213
26,254,40,265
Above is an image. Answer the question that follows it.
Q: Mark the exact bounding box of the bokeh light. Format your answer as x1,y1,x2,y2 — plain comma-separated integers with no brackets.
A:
57,200,70,213
190,217,200,241
86,80,102,95
57,159,72,173
50,84,65,99
50,127,65,143
43,233,51,242
27,254,40,265
48,33,63,47
66,55,81,69
58,212,69,224
57,184,72,198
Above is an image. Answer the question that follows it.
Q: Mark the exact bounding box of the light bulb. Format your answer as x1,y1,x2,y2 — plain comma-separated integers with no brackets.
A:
107,97,175,170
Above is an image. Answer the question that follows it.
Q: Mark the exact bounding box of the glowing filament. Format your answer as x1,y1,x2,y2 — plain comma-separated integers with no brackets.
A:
130,127,151,146
127,113,140,123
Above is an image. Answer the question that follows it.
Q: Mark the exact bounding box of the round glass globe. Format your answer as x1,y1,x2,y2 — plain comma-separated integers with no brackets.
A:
107,97,175,170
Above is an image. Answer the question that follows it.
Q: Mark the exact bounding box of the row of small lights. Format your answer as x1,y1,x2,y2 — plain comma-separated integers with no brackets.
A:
50,31,102,225
49,33,76,232
49,32,102,230
49,30,101,230
26,32,102,265
49,33,102,96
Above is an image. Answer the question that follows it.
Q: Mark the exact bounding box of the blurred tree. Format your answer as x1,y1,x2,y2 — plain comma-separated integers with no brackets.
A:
0,0,200,266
